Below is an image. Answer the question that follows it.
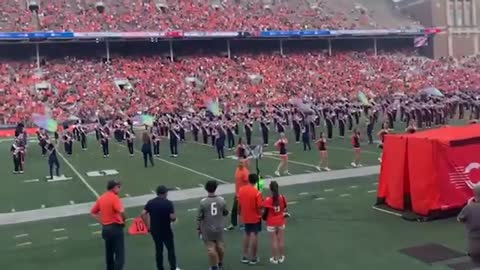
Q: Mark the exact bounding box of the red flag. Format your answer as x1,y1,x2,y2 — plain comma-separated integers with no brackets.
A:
128,217,148,235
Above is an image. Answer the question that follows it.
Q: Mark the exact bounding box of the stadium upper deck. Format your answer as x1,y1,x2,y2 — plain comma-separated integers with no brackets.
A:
0,0,420,32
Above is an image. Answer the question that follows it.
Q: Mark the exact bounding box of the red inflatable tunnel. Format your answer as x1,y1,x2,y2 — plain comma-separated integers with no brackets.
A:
377,124,480,218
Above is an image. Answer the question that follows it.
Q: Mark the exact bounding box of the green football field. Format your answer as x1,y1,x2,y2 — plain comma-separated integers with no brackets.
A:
0,120,474,270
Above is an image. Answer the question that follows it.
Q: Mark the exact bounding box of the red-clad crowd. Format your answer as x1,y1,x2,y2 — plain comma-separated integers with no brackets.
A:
0,0,414,32
1,52,479,125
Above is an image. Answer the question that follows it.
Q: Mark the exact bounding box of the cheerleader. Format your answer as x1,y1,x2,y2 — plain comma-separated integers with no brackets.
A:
152,125,161,157
169,124,180,157
124,127,135,157
315,132,330,171
62,130,73,156
100,127,110,158
351,128,361,168
274,133,289,177
11,139,24,174
377,123,389,162
406,120,417,134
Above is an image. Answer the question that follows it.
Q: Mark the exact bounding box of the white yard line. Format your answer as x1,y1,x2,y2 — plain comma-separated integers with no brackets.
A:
117,143,229,184
324,188,334,192
187,208,198,212
23,179,40,183
88,223,100,227
264,155,318,168
314,197,325,201
54,236,69,241
372,206,402,217
52,228,66,232
57,151,99,198
299,192,309,196
0,165,380,225
16,242,32,247
367,190,377,193
339,193,351,197
328,146,379,155
14,234,29,238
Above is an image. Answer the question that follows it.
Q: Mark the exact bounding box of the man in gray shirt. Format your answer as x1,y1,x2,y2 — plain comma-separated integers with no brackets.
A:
197,180,229,270
458,184,480,268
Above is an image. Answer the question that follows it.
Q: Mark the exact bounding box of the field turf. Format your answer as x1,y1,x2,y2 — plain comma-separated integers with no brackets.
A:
0,120,473,270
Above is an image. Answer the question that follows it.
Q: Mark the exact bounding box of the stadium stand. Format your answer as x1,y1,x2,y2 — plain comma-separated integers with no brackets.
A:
1,51,479,125
0,0,421,32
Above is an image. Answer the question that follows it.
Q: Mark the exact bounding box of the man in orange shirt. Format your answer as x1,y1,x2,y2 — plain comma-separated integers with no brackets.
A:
237,173,263,265
90,180,126,270
225,162,249,231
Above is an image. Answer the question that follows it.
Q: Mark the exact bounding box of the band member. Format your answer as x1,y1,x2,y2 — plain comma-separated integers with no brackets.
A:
292,115,301,143
274,133,289,177
152,127,161,157
125,128,135,157
179,122,186,142
315,132,330,171
201,123,209,145
406,119,417,134
169,124,180,157
11,139,24,174
260,118,270,147
210,124,217,147
62,130,73,156
236,138,248,162
244,120,253,146
141,132,154,168
351,128,361,168
95,122,101,141
377,123,389,162
215,125,226,160
226,122,235,150
325,112,333,140
192,120,200,142
100,127,110,158
79,125,87,150
37,128,48,156
301,123,311,151
338,113,346,138
366,111,375,144
47,142,60,180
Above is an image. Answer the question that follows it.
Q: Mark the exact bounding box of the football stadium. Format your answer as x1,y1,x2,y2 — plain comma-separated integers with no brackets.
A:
0,0,480,270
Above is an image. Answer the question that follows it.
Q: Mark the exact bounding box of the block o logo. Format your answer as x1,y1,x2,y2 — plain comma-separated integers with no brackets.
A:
465,163,480,189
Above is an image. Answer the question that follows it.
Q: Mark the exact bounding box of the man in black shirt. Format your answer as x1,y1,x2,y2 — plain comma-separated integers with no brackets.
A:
141,186,182,270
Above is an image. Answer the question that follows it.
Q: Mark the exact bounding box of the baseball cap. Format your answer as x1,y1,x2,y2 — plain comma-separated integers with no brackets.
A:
156,185,168,195
107,180,121,190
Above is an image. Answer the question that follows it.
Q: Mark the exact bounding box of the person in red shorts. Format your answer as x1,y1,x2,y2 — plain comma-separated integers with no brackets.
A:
238,173,263,265
262,181,287,265
350,128,362,167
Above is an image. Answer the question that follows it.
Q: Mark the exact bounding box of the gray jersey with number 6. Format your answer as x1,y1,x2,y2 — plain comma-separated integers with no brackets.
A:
198,196,228,239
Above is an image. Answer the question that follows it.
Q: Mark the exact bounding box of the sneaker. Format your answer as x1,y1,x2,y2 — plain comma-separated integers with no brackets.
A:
316,166,322,172
358,164,363,167
284,212,291,218
278,255,285,263
249,258,259,265
285,171,291,175
378,158,382,162
274,171,280,177
130,154,134,157
350,162,357,168
12,171,18,174
103,155,107,158
241,257,249,264
270,257,278,264
324,167,331,171
19,171,24,174
224,225,235,231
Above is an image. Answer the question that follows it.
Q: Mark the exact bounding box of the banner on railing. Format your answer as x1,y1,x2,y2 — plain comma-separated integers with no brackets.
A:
0,28,437,42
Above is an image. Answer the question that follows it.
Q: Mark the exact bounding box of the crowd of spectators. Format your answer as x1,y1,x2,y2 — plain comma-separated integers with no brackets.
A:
0,0,418,32
1,51,479,125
